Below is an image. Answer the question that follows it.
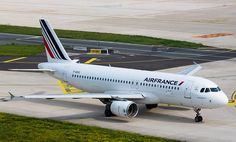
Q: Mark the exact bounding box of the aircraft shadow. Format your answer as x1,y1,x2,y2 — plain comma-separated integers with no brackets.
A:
27,99,104,111
138,106,194,123
26,99,194,123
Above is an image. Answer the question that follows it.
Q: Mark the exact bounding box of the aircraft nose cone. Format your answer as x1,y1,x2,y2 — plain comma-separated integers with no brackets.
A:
222,94,229,105
218,93,228,107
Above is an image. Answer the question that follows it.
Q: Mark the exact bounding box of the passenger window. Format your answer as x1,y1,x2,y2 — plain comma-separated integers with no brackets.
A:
205,88,210,93
217,87,221,91
200,88,205,93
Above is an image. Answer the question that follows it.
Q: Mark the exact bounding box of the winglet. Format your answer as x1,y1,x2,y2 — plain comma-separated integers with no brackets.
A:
178,62,202,76
8,92,15,100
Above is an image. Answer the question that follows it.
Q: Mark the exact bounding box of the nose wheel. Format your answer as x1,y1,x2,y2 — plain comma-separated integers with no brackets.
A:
194,108,203,122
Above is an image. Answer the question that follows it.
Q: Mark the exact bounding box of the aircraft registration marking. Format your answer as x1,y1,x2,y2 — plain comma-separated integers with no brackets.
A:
58,58,97,94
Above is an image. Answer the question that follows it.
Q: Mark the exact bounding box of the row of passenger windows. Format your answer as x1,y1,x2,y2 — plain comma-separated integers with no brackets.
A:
140,83,180,90
200,87,221,93
72,74,135,84
72,74,180,90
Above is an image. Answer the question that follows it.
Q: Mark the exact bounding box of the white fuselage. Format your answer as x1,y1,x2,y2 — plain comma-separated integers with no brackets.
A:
39,62,228,109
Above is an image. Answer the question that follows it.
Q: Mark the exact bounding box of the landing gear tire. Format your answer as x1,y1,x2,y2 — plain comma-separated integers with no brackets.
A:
146,104,158,110
194,108,203,122
104,109,113,117
195,115,203,122
104,104,113,117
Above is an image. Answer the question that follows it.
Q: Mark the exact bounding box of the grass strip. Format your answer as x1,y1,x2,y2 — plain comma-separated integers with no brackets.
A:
0,44,44,56
0,24,205,49
0,112,178,142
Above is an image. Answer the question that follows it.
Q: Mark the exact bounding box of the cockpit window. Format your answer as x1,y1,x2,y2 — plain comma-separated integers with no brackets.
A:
205,88,210,93
200,87,221,93
210,88,219,92
200,88,205,93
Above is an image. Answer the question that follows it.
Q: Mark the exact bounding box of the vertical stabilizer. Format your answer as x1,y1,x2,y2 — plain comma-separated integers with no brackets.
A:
39,19,71,62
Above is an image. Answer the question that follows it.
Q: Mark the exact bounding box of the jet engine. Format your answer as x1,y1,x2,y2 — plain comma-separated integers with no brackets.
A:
110,101,139,118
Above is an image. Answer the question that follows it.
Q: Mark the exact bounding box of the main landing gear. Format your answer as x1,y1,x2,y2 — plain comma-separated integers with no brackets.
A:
104,103,113,117
194,108,203,122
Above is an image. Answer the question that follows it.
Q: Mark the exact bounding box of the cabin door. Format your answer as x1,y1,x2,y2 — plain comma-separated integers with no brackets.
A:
184,81,193,99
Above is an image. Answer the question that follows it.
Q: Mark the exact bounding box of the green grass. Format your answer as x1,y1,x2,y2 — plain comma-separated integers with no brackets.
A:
0,112,178,142
0,44,44,56
0,24,205,49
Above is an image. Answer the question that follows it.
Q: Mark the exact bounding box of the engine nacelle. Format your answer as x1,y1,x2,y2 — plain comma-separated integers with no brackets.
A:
110,101,139,118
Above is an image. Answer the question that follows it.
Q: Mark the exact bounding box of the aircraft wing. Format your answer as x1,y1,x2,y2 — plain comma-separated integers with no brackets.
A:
4,92,144,101
178,62,202,76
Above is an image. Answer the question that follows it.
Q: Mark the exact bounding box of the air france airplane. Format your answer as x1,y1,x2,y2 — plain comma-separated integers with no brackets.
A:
7,19,228,122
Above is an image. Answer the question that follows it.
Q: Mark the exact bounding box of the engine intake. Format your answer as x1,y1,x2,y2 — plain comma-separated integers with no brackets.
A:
110,101,139,118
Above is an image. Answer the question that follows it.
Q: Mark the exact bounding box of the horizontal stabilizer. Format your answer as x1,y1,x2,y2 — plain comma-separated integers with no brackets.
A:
9,69,55,72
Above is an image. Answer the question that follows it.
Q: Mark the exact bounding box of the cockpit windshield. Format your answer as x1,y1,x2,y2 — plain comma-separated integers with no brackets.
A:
200,87,221,93
210,88,218,92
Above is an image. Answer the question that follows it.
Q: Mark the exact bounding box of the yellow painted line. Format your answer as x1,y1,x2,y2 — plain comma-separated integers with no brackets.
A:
231,91,236,100
57,80,83,94
3,57,26,63
227,100,236,107
84,58,97,64
0,62,39,64
227,90,236,106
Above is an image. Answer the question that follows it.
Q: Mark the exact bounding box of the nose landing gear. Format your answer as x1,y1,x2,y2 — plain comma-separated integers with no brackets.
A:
194,108,203,122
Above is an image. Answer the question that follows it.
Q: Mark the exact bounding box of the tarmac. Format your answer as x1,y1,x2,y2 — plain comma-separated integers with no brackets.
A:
0,33,235,71
0,0,236,49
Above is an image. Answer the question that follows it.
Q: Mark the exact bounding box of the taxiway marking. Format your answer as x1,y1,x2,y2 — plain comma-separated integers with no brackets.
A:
84,58,97,64
227,91,236,107
3,57,26,63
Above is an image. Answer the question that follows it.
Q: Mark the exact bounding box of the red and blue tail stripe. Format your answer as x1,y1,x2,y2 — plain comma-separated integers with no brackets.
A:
40,19,70,61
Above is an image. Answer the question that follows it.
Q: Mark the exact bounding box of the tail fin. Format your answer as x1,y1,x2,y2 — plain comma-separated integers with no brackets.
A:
39,19,71,62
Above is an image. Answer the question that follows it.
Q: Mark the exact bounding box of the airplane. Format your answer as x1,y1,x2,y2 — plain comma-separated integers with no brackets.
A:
5,19,229,122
